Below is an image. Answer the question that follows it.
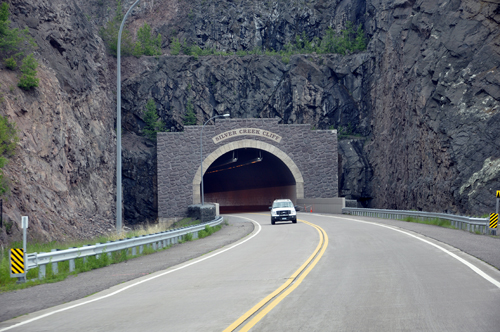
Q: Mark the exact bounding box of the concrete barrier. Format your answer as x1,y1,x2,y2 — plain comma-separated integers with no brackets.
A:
296,198,345,214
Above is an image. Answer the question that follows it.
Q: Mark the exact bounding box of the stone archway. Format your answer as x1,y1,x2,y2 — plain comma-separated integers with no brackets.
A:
192,139,304,204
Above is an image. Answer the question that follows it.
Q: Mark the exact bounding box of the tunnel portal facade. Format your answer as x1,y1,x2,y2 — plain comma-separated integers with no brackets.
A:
157,118,338,219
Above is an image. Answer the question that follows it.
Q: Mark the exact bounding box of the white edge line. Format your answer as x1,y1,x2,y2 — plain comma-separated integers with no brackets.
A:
317,214,500,289
0,216,262,332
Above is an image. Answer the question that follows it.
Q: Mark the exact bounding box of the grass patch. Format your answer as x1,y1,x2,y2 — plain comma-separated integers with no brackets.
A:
0,218,224,293
198,224,222,239
401,216,455,229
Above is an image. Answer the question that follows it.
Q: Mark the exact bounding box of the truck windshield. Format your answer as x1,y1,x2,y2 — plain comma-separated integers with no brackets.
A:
273,201,293,208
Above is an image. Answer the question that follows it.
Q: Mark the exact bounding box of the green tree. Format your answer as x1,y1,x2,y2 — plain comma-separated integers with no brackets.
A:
170,37,181,55
0,115,18,195
133,23,162,57
143,99,166,140
318,22,366,55
353,24,367,52
18,53,39,90
0,2,37,87
99,1,134,56
0,2,29,54
183,99,197,125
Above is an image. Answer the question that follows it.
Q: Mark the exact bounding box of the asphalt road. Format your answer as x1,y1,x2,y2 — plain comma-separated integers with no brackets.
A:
1,213,499,331
0,219,254,323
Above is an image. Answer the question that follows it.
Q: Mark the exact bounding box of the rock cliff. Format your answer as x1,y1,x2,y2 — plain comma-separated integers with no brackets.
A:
0,0,499,243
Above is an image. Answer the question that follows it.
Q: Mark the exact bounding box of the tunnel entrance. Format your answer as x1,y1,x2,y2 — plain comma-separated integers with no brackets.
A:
158,118,338,220
203,148,296,213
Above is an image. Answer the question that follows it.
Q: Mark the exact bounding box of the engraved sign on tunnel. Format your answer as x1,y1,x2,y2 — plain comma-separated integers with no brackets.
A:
157,118,338,220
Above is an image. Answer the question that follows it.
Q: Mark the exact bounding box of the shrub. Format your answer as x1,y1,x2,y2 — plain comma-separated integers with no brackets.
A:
4,56,15,69
18,53,39,90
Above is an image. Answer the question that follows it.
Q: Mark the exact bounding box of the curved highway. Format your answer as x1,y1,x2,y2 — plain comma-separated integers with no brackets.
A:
1,213,499,331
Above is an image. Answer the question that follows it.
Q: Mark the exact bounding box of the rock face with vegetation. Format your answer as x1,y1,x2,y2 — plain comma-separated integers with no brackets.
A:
0,0,499,243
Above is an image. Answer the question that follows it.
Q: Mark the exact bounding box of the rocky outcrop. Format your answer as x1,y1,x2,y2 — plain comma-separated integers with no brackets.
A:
122,132,157,225
0,0,117,243
338,139,372,204
1,0,499,244
122,0,500,217
363,0,500,215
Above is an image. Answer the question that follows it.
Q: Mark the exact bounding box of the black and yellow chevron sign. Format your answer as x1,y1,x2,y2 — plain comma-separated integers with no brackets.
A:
490,213,498,229
497,191,500,198
10,248,24,275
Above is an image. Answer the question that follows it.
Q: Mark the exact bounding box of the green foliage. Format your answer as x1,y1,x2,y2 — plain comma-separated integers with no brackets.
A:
330,122,365,139
167,21,367,60
170,37,181,55
0,2,34,54
0,114,18,195
180,232,193,243
401,216,455,229
17,53,39,90
99,1,134,56
143,99,166,141
0,2,38,88
0,219,224,292
319,22,366,55
4,56,15,69
183,99,197,125
198,224,221,239
0,115,17,168
133,23,162,57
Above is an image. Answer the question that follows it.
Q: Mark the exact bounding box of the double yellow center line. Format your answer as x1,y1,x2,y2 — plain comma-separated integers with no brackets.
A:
223,219,329,332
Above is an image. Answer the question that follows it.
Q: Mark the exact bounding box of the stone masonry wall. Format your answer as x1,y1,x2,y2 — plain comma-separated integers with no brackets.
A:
157,118,337,219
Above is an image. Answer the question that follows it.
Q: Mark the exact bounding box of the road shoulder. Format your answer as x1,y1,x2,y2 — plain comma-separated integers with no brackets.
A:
0,219,253,323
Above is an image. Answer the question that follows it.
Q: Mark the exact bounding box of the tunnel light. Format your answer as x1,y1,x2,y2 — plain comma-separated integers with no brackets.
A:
206,151,263,174
210,151,238,170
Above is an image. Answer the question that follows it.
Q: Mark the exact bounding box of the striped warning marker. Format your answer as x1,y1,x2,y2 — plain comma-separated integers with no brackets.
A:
10,248,24,275
490,213,498,229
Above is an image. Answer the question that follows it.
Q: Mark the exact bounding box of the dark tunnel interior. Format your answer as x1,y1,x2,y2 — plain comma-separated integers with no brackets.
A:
203,148,296,213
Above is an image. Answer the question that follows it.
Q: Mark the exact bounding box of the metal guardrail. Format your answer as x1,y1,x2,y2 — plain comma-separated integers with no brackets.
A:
25,217,224,279
342,208,491,234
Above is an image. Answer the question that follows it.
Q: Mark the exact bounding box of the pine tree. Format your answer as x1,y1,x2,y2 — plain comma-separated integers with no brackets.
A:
183,99,197,125
133,23,162,57
143,99,166,140
99,1,134,56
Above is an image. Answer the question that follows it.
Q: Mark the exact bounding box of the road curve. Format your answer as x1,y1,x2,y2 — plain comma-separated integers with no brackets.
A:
1,213,499,331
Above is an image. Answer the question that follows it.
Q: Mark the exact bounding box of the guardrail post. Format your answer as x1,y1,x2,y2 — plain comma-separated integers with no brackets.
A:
95,243,101,260
38,264,46,279
51,249,58,275
105,242,112,259
152,242,157,251
132,246,137,256
139,245,144,254
82,245,89,264
69,248,76,272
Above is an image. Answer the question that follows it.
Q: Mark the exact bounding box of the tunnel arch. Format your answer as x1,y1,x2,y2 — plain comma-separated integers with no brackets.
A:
192,139,304,204
157,118,338,220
